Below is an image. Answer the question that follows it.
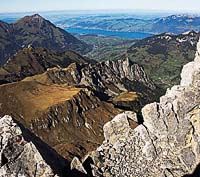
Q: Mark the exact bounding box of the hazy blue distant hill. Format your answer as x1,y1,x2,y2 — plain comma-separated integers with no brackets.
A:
57,17,156,32
152,15,200,34
53,13,200,34
1,12,200,36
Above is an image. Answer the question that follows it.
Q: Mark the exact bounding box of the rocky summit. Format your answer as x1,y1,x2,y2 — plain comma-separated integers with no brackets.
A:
0,115,56,177
80,39,200,177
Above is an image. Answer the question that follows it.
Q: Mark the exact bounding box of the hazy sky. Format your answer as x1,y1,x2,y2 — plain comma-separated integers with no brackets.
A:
1,0,200,13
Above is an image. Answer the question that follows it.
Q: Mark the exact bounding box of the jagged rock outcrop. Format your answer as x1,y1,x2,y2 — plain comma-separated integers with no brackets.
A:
90,39,200,176
23,57,159,111
81,58,159,109
0,115,56,177
80,57,156,97
71,157,88,175
103,112,137,145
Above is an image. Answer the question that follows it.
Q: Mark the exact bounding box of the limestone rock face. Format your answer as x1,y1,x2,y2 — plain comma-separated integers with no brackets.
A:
103,112,137,145
0,115,56,177
90,39,200,177
33,57,157,99
181,39,200,87
104,58,155,90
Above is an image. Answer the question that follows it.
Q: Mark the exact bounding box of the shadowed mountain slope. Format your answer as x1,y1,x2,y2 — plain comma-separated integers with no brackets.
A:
0,46,94,84
0,14,91,66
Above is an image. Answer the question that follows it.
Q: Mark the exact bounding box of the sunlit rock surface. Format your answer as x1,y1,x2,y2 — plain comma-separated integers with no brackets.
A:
0,115,56,177
90,39,200,177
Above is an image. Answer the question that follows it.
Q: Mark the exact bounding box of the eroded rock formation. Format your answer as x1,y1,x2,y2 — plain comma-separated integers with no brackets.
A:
89,39,200,177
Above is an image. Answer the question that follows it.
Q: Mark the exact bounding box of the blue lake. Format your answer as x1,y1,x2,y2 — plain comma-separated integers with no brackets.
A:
65,27,153,39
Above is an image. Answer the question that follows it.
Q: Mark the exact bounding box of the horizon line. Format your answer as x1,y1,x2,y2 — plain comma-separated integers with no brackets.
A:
1,8,200,14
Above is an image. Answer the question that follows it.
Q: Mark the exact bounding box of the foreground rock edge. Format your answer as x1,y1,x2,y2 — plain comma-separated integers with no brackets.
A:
0,115,57,177
86,39,200,177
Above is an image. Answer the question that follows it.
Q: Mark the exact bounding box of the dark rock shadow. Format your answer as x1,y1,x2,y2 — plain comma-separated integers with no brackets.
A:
183,164,200,177
82,156,94,177
15,120,89,177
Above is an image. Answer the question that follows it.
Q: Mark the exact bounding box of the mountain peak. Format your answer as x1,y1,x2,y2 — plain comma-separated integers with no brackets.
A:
23,13,43,19
0,14,91,66
182,30,197,35
15,13,45,24
31,13,43,19
28,14,45,22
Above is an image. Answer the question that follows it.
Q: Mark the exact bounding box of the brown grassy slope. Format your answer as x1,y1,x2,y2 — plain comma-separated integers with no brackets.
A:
0,79,122,160
0,81,80,121
113,91,139,102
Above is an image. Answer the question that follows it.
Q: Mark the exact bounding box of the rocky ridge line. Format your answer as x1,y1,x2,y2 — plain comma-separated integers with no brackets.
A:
88,38,200,177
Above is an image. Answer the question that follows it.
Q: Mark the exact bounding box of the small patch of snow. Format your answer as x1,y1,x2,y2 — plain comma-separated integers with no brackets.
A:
182,31,192,35
176,38,187,43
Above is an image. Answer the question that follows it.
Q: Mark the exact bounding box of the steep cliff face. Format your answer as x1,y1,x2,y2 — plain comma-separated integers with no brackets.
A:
89,39,200,176
80,58,156,96
22,57,158,110
0,115,56,177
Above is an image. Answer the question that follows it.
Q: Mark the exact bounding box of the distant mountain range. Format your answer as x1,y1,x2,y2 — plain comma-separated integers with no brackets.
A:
1,13,200,38
0,14,91,66
152,15,200,34
55,14,200,35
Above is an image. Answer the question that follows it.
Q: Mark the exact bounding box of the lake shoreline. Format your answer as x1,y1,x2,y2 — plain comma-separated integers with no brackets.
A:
65,27,153,39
